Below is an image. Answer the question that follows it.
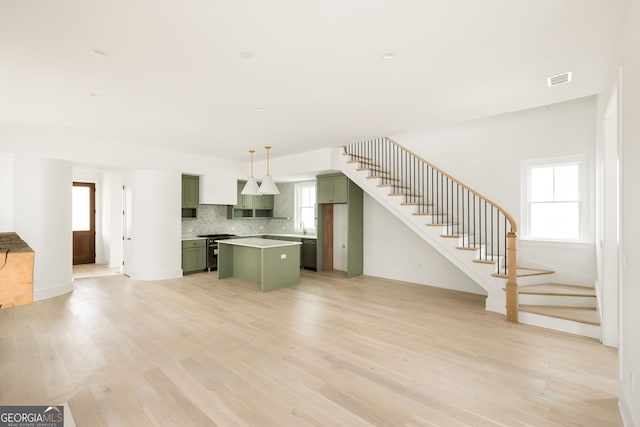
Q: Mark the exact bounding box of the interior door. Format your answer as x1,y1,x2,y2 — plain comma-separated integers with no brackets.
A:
122,184,133,276
72,182,96,265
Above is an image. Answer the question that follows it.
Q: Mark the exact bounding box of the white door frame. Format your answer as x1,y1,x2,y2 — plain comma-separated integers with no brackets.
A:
600,82,621,348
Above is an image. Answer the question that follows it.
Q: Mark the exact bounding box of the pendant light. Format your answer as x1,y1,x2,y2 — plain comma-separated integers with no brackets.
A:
241,149,260,195
257,145,280,195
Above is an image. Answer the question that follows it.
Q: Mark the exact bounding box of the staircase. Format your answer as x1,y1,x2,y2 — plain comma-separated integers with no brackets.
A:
335,137,600,339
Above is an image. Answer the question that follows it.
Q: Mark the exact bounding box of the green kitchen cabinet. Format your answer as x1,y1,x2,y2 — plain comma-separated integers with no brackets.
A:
182,175,199,218
228,181,275,219
236,181,254,209
182,175,199,208
317,173,348,204
182,239,206,274
316,176,363,277
254,193,274,210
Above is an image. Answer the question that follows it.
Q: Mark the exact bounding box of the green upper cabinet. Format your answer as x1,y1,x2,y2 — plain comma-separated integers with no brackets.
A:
317,173,348,204
236,181,254,209
182,175,199,208
228,181,275,218
254,193,274,210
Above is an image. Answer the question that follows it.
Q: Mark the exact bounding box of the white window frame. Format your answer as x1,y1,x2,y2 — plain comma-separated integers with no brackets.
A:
294,180,316,233
521,155,590,243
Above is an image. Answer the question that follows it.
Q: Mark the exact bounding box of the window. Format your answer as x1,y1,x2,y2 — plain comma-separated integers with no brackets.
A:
72,185,91,231
523,156,588,242
294,181,316,233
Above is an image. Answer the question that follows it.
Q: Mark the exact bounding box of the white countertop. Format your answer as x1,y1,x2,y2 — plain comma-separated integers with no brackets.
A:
219,237,303,248
181,236,207,241
239,233,317,240
273,233,317,239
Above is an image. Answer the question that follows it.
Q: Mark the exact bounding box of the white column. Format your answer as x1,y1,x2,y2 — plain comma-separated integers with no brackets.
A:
123,170,182,280
13,154,73,300
0,153,15,231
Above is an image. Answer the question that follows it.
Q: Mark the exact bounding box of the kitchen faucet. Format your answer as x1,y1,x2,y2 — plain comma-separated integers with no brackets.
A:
300,221,307,235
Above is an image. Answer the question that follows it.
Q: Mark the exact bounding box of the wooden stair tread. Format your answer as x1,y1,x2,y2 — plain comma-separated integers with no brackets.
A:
456,245,485,251
391,194,423,198
366,175,398,180
519,305,600,325
347,160,379,167
518,283,596,297
473,259,498,265
359,167,391,173
377,184,410,189
492,267,554,278
343,152,371,161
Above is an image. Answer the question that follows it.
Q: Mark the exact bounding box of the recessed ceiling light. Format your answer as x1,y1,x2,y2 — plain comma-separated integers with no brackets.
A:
255,107,264,112
371,117,379,121
382,52,396,60
92,49,107,57
547,71,572,87
63,125,72,129
240,51,254,59
89,93,101,99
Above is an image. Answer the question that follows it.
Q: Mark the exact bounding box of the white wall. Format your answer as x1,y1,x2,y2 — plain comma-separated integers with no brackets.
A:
0,153,14,231
618,0,640,423
364,194,484,295
122,170,182,280
255,148,334,181
103,172,124,269
13,154,73,300
0,127,245,177
393,96,597,285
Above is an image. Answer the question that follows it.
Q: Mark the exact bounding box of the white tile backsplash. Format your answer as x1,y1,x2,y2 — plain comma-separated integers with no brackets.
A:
182,182,297,236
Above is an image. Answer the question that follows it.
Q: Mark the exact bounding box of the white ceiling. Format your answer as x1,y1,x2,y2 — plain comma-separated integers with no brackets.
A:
0,0,625,162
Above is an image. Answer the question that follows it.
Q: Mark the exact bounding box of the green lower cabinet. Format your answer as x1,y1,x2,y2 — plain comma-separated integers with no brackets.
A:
182,239,206,274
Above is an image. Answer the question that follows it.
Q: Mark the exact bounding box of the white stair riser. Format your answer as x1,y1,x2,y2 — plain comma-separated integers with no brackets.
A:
515,273,556,286
519,311,601,339
518,294,597,307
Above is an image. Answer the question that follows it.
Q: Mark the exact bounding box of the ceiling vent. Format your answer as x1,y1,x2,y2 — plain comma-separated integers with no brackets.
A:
547,71,572,87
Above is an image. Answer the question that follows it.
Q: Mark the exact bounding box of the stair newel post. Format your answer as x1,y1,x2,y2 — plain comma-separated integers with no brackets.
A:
506,231,518,323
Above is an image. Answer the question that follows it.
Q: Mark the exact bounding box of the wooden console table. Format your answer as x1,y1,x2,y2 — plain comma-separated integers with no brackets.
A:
0,232,34,309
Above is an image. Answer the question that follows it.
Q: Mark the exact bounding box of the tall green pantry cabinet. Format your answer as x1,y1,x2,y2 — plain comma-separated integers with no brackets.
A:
316,173,363,278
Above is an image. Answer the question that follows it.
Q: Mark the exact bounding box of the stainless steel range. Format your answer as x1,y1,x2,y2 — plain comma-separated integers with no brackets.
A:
198,234,236,271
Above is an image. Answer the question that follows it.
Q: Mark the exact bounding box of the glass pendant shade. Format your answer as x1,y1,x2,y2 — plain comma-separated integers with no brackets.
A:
241,149,260,195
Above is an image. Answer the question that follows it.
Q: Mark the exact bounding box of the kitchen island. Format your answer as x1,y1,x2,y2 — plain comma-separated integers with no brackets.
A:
218,238,302,292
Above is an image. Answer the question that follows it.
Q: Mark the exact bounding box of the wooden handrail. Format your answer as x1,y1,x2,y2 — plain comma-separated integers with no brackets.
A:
344,137,519,323
386,137,518,233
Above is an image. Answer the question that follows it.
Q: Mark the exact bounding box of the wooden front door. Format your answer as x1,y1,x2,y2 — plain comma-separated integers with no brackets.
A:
72,182,96,265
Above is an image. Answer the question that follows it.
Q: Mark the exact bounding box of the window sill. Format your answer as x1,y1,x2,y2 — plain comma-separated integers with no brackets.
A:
518,239,594,250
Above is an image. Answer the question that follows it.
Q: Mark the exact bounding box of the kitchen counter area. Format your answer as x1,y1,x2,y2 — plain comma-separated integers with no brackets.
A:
218,238,302,292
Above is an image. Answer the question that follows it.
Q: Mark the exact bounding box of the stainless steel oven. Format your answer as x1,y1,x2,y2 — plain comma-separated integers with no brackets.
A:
198,234,235,271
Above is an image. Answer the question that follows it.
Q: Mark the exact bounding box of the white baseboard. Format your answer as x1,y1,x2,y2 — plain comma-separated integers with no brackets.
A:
619,385,639,427
33,280,74,301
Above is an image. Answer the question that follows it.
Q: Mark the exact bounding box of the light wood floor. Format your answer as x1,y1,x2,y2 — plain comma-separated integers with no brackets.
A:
72,263,120,279
0,270,621,426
